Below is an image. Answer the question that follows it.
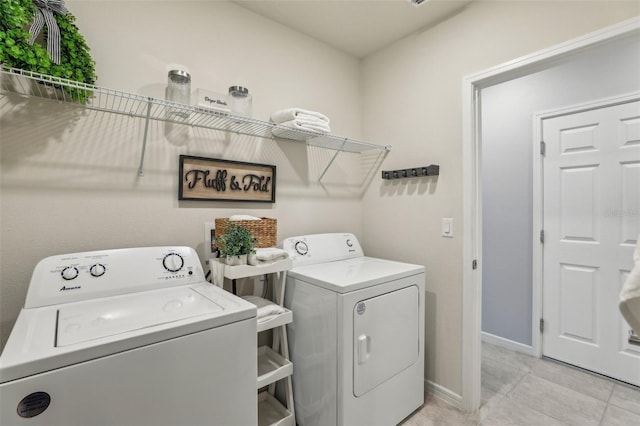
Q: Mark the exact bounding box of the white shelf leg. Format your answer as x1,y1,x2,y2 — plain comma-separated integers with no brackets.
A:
273,271,286,306
279,321,295,422
137,99,153,177
285,372,296,422
318,139,347,181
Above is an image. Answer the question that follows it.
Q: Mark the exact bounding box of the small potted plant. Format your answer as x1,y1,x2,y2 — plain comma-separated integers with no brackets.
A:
216,223,257,266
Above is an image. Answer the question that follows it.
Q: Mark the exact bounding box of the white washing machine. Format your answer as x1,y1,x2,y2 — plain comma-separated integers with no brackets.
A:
0,246,257,426
282,233,425,426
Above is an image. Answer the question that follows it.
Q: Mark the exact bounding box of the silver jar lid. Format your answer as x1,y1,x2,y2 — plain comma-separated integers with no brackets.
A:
168,70,191,81
229,86,249,96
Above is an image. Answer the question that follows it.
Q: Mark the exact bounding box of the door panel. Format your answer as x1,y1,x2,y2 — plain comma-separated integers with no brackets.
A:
621,162,640,243
560,166,599,241
542,98,640,386
559,263,598,344
620,116,640,147
352,285,419,397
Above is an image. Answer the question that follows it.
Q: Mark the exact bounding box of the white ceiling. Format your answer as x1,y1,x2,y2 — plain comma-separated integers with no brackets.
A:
233,0,474,58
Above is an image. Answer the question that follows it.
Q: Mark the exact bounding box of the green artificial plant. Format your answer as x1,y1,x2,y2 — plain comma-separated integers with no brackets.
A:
216,223,257,258
0,0,96,102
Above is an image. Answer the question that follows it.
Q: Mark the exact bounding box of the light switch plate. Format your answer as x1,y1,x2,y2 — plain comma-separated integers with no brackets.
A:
442,218,453,238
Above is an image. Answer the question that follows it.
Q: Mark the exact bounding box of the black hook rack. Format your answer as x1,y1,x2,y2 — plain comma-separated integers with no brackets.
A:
382,165,439,180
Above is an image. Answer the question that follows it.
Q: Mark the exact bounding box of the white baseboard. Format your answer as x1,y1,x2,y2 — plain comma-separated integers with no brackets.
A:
425,379,462,410
482,331,534,356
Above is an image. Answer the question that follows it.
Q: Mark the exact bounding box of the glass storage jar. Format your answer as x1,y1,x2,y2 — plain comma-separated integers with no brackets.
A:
228,86,252,118
166,70,191,118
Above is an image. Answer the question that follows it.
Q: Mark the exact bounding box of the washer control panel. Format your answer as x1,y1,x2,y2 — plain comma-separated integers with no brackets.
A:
25,247,205,309
282,233,364,267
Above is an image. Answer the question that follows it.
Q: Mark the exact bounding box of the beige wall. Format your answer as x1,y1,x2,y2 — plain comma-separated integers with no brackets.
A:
1,0,639,401
361,0,639,397
0,1,365,348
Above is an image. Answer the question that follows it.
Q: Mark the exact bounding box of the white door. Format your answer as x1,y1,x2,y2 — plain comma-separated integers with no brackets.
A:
352,285,419,397
542,98,640,385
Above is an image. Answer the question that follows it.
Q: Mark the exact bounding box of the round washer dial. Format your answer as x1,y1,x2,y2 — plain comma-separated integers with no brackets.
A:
61,266,79,281
163,253,184,272
90,264,106,277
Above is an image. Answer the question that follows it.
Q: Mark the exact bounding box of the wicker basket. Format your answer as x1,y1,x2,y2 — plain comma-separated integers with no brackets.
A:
215,217,277,248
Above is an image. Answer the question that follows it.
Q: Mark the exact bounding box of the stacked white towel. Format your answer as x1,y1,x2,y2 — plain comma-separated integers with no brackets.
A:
271,107,331,140
271,108,330,124
242,295,286,323
229,215,261,221
248,247,289,266
209,259,226,288
620,233,640,334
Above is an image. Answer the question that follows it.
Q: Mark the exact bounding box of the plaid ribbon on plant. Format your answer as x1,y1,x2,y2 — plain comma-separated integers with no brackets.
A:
28,0,67,64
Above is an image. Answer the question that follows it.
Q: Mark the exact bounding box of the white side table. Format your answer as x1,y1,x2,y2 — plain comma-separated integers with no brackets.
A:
208,259,295,426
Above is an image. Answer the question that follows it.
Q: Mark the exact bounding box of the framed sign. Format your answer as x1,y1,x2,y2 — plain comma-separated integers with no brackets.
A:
179,155,276,203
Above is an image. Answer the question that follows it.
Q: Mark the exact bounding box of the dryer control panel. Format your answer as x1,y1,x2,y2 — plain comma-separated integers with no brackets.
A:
24,247,205,309
282,233,364,267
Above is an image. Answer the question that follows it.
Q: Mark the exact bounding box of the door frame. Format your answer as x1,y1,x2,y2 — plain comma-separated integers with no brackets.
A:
461,17,640,412
532,92,640,359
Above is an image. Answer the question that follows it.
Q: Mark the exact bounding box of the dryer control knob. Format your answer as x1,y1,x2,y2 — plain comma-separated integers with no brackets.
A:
163,253,184,272
295,241,308,256
61,266,79,281
90,263,106,277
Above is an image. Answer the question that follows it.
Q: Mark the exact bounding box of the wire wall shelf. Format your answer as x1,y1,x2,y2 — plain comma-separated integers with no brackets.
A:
0,66,390,178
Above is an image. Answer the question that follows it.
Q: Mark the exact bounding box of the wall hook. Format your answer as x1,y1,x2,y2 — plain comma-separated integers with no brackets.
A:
382,165,439,180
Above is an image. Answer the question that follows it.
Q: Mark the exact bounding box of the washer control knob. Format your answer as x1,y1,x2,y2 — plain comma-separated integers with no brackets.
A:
163,253,184,272
295,241,308,256
346,239,353,247
61,266,79,281
90,263,106,277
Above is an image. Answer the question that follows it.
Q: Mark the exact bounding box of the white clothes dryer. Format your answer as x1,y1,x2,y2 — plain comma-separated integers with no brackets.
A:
282,234,425,426
0,246,257,426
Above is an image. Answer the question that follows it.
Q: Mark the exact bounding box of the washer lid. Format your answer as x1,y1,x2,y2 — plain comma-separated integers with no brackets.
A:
0,283,256,384
57,287,222,347
288,257,424,293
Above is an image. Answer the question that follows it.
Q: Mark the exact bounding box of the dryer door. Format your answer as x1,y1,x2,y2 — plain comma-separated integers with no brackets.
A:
352,285,419,397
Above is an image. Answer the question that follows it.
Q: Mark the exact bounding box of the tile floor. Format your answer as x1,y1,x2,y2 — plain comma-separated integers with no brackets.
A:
401,342,640,425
